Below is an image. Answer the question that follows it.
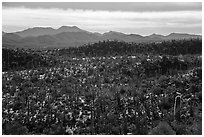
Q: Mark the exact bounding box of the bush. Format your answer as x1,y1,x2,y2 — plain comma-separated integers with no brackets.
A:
148,121,176,135
3,122,29,135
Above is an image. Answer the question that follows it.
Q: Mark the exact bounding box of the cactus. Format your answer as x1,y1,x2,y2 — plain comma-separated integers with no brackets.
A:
174,95,182,122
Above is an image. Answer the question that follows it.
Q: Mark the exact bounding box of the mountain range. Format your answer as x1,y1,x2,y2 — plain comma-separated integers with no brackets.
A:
2,26,202,49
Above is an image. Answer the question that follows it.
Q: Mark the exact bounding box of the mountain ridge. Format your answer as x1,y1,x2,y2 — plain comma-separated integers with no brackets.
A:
2,26,202,49
4,26,201,38
14,26,88,37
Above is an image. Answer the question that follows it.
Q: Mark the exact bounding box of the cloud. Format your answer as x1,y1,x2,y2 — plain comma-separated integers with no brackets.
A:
2,7,202,35
2,2,202,12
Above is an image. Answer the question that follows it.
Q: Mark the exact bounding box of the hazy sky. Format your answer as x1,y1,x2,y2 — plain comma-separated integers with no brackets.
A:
2,2,202,35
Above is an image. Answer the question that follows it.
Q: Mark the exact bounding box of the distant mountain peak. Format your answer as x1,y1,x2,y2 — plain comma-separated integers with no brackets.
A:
150,33,161,36
56,26,88,33
167,32,195,36
166,32,201,38
14,26,89,37
148,33,164,38
103,31,125,35
26,27,54,30
72,26,79,28
58,25,79,30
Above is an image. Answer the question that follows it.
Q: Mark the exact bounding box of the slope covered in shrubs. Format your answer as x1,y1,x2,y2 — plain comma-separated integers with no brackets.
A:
2,39,202,135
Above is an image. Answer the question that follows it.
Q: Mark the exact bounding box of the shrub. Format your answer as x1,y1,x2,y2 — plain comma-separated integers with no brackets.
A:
148,121,176,135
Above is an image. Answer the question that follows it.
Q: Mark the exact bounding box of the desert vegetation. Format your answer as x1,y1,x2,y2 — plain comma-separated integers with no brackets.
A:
2,39,202,135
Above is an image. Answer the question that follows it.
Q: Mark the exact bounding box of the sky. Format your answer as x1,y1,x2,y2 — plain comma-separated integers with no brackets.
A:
2,2,202,36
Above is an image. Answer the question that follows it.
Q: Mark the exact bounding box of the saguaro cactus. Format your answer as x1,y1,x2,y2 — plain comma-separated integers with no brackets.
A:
174,95,182,122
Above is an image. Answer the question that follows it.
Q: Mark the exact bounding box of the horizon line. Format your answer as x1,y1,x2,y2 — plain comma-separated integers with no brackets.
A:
2,25,202,37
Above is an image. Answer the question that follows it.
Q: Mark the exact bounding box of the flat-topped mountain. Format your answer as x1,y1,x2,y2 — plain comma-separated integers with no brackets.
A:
165,33,201,40
15,26,88,37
